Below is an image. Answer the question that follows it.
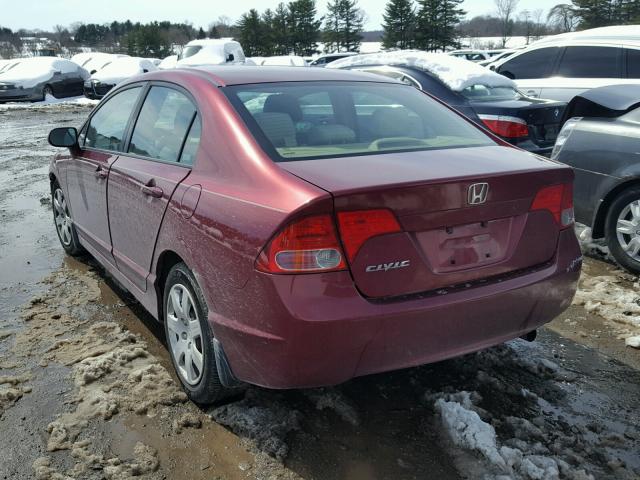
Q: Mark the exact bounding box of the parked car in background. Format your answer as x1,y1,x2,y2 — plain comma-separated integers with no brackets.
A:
0,57,88,102
84,57,157,99
330,51,566,155
551,84,640,273
72,52,129,75
176,39,245,66
309,52,357,67
492,26,640,101
47,66,580,403
448,49,490,62
479,49,520,68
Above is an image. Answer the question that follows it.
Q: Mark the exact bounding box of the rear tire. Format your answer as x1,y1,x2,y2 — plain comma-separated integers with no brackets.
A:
52,182,84,256
605,188,640,274
163,262,237,404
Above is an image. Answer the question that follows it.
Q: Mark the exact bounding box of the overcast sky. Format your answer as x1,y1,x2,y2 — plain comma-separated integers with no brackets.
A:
0,0,562,32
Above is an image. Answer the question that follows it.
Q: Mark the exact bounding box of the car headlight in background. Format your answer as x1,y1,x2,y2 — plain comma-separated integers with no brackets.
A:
0,83,16,91
551,117,582,160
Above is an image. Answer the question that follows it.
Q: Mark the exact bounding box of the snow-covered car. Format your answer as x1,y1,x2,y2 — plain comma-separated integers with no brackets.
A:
83,57,157,99
330,51,567,155
176,39,245,66
158,55,178,70
448,49,491,62
72,52,129,75
256,56,307,67
309,52,357,67
0,57,89,102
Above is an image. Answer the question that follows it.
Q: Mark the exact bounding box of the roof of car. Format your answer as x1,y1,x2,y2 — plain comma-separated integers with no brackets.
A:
175,65,398,86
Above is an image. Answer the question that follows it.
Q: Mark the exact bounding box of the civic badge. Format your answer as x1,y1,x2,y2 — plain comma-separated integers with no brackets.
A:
468,183,489,205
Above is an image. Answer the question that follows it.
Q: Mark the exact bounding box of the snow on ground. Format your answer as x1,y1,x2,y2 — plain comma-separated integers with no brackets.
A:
327,50,516,92
573,224,640,347
0,94,98,111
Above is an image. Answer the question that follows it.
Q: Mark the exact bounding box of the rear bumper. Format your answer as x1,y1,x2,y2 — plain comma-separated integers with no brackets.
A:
211,228,581,389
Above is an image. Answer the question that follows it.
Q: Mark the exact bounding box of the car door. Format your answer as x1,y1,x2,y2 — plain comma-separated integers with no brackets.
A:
539,45,623,102
496,47,561,98
65,85,143,261
107,84,197,292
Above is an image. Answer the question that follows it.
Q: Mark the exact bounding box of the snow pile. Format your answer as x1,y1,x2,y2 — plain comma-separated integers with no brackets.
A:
91,57,157,84
327,50,517,92
158,54,178,69
304,388,360,426
574,224,611,260
0,95,97,111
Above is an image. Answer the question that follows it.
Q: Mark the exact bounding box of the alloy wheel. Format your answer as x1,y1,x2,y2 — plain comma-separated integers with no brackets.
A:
615,199,640,261
166,283,204,385
53,188,72,246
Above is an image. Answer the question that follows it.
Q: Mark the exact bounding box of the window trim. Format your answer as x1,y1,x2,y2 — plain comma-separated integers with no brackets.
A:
81,80,201,168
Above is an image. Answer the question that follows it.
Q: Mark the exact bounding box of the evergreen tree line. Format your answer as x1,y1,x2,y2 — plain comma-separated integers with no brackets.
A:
236,0,364,57
550,0,640,30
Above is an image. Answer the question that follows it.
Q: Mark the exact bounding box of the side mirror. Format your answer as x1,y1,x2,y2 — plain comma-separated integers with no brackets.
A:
48,127,78,148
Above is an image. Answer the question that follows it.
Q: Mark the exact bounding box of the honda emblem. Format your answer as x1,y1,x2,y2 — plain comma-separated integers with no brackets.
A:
468,183,489,205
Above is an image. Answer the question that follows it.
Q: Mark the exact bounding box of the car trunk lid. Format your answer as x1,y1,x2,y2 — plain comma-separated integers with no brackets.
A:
280,145,572,298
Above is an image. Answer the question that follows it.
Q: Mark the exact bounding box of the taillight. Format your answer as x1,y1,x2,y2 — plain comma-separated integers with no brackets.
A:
337,209,402,262
256,214,347,273
530,183,574,228
550,117,581,160
479,114,529,138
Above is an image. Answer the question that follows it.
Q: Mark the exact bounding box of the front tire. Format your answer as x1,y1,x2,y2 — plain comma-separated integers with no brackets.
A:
42,84,54,101
163,262,235,404
605,188,640,274
52,182,84,256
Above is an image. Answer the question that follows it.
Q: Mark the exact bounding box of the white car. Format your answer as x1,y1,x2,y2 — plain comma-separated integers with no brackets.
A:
83,57,157,99
177,39,246,66
71,52,129,75
255,55,307,67
448,50,491,62
491,26,640,101
309,52,358,67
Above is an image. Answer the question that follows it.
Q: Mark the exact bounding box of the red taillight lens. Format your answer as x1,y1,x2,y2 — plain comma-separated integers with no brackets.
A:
256,214,347,273
530,183,574,228
337,209,402,262
479,114,529,138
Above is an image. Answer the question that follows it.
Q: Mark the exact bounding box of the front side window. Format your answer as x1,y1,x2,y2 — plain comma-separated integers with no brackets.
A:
557,46,621,78
85,86,142,151
627,49,640,78
224,81,494,161
129,86,197,163
497,47,559,80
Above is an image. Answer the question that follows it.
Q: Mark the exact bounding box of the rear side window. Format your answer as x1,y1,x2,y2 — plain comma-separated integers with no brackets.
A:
557,46,621,78
85,86,142,151
224,81,494,161
128,86,197,163
627,49,640,78
497,47,559,80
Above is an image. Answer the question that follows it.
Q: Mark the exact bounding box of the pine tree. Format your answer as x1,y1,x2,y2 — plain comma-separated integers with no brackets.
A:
324,0,364,52
382,0,416,50
197,27,206,39
415,0,464,51
272,3,292,55
571,0,618,28
289,0,322,56
261,9,277,55
236,9,264,56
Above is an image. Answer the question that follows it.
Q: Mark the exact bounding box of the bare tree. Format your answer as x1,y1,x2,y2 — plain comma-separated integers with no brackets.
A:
495,0,519,47
519,9,531,44
531,8,545,40
547,3,578,33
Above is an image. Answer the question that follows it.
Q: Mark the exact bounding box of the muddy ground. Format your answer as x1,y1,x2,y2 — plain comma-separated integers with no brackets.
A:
0,104,639,480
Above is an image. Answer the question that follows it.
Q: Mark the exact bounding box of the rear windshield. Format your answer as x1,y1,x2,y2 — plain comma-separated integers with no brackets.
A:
224,81,494,161
461,85,520,101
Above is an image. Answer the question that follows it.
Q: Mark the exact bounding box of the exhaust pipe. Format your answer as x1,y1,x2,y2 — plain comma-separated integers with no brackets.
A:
520,330,537,342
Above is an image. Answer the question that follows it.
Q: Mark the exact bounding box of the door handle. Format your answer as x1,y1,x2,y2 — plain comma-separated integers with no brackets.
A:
95,166,108,179
141,184,163,198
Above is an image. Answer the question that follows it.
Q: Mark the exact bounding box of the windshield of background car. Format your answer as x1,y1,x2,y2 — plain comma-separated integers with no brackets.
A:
461,85,520,101
180,46,202,59
224,81,495,161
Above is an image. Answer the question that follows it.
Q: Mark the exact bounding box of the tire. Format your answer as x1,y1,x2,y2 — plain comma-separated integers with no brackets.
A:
605,187,640,274
163,262,236,404
42,84,54,101
52,182,84,256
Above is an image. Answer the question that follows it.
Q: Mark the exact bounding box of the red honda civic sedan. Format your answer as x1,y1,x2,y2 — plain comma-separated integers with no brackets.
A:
48,66,582,404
